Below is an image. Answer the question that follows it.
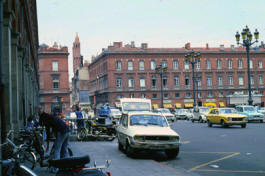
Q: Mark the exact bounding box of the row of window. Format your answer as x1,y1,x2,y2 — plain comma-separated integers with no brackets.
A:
115,59,263,71
116,74,264,88
116,91,229,100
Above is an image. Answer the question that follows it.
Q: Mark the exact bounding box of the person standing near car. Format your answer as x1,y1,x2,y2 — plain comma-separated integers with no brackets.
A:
39,107,70,160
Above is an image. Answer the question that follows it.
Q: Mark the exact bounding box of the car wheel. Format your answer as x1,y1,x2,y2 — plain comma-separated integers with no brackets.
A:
221,120,227,128
125,141,135,157
165,147,179,159
207,120,212,127
199,117,203,123
191,119,194,123
241,124,246,128
260,120,263,123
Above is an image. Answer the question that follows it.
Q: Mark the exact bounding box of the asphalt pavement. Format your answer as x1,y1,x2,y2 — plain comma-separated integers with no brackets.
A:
34,120,265,176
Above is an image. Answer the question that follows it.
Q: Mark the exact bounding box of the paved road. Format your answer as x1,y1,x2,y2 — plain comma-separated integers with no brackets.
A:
35,121,265,176
166,120,265,176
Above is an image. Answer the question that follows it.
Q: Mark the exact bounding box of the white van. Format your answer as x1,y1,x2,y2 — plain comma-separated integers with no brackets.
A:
119,98,152,113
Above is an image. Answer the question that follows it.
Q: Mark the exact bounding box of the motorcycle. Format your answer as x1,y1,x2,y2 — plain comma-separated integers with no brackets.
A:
49,155,111,176
77,118,117,141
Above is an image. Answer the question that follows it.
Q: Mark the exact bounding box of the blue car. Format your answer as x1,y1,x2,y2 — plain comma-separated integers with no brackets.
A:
235,105,264,123
98,106,116,117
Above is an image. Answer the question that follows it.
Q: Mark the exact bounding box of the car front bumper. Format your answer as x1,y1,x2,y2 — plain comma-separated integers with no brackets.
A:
225,121,246,125
130,140,180,150
247,117,264,121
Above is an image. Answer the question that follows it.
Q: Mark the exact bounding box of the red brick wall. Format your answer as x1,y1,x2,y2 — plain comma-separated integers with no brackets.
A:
39,47,71,114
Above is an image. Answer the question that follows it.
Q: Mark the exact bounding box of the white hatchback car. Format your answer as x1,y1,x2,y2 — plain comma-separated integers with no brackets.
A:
116,112,181,158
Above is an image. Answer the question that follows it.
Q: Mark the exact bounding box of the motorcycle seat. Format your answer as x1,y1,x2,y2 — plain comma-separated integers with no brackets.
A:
49,155,90,169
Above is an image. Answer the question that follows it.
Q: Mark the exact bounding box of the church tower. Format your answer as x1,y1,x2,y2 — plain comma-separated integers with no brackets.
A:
73,33,83,75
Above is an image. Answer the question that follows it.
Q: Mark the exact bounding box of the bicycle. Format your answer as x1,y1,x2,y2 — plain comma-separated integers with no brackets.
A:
18,127,73,169
1,131,37,176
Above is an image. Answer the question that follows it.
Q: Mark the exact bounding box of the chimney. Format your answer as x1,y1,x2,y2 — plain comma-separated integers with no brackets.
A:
206,43,209,49
220,45,224,51
185,43,191,50
113,42,123,48
141,43,148,49
131,41,135,48
231,45,235,51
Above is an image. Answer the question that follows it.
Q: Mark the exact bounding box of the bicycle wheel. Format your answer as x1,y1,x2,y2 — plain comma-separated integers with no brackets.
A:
18,150,37,170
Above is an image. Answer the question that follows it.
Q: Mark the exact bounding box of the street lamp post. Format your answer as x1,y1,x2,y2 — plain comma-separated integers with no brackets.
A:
184,51,201,108
155,64,167,108
235,25,259,105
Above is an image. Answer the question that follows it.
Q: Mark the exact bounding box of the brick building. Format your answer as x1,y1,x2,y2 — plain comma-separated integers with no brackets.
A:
0,0,39,165
38,43,71,114
88,42,265,109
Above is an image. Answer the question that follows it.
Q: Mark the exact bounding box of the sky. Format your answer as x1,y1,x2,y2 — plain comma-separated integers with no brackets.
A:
37,0,265,80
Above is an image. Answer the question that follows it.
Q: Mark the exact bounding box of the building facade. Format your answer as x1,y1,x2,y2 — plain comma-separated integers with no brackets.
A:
38,43,71,115
0,0,39,164
88,42,265,109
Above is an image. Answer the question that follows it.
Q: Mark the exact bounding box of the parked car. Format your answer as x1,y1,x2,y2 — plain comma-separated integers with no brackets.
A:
153,108,176,122
109,108,122,119
258,107,265,117
206,108,247,128
192,107,210,123
116,111,181,158
176,109,192,120
235,105,264,123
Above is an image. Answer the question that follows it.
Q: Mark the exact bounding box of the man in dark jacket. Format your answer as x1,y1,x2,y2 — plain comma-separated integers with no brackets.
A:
39,110,70,160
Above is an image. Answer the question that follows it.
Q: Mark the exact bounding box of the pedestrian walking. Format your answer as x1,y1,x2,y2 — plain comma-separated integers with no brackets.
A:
75,106,84,130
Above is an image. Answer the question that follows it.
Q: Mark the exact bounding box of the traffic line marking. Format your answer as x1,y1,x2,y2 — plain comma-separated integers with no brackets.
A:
189,152,240,171
182,151,236,154
197,169,265,174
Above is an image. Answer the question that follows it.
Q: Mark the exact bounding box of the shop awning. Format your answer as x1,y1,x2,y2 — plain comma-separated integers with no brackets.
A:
204,102,216,107
175,103,181,108
219,102,225,107
163,104,172,108
184,103,193,108
152,104,159,109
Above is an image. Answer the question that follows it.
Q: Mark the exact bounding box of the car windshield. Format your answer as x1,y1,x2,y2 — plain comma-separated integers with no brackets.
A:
200,108,210,113
244,107,255,112
179,109,187,113
122,102,150,111
130,115,168,127
219,109,237,114
161,109,170,113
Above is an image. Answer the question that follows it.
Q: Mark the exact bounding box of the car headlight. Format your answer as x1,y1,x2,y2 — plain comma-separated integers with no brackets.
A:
134,136,144,141
171,136,179,141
